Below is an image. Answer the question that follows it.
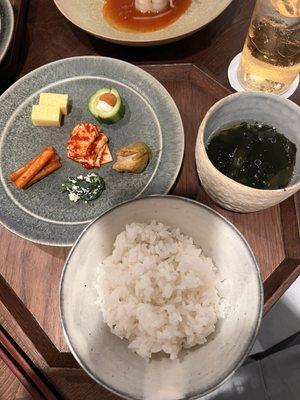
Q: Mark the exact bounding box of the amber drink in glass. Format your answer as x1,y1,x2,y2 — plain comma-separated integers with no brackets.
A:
238,0,300,94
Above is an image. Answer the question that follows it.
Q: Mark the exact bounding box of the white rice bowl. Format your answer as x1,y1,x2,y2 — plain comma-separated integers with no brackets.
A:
96,221,221,360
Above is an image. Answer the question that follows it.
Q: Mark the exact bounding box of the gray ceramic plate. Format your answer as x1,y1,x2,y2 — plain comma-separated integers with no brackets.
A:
53,0,232,46
0,56,184,246
0,0,14,64
60,195,263,399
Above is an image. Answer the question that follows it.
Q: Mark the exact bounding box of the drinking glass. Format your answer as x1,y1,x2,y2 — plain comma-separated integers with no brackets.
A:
238,0,300,94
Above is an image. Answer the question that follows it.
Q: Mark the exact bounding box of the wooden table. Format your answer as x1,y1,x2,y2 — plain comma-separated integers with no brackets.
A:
1,0,299,399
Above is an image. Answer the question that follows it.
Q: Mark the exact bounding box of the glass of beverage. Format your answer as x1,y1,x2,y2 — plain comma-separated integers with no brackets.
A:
238,0,300,94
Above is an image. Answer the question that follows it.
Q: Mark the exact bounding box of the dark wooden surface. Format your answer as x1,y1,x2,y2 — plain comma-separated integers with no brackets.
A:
0,324,60,400
1,63,300,399
0,0,28,86
0,0,299,399
7,0,299,106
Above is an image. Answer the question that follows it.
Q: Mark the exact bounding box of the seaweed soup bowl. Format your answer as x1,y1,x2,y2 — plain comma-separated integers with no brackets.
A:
196,92,300,213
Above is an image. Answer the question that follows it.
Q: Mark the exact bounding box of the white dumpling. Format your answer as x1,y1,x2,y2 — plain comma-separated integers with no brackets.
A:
135,0,174,13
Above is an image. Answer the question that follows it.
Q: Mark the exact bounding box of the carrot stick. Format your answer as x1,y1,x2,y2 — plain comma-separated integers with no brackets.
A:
14,147,55,189
44,154,60,165
9,146,55,182
24,160,61,189
9,154,40,182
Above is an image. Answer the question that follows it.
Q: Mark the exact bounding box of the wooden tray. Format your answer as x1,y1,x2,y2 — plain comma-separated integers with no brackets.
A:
0,0,28,88
0,64,299,387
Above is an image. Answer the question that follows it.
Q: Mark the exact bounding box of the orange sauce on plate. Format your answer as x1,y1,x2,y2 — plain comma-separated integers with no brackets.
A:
103,0,192,32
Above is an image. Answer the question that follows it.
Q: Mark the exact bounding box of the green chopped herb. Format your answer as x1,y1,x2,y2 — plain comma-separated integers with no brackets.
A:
61,172,105,202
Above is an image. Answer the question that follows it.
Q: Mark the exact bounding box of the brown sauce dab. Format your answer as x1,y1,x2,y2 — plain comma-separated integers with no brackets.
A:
103,0,192,32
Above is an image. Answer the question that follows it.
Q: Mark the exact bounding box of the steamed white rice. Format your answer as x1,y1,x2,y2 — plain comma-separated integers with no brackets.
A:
96,221,221,359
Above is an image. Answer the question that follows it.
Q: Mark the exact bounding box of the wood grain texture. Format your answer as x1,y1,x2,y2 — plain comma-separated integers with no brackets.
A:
0,357,33,400
0,346,43,399
0,302,116,400
0,0,299,398
0,313,34,400
0,324,62,400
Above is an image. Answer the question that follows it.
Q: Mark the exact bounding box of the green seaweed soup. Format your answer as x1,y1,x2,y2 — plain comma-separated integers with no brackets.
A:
206,121,297,190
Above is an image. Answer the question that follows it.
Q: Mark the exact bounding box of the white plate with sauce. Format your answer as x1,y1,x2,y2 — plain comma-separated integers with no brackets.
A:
53,0,233,46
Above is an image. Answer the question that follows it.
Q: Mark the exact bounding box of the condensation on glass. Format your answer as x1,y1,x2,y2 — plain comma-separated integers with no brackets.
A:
238,0,300,94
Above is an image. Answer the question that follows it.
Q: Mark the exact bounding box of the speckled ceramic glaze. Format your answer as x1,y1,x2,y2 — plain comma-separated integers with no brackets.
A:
0,56,184,245
53,0,232,46
60,195,263,400
0,0,14,63
196,92,300,213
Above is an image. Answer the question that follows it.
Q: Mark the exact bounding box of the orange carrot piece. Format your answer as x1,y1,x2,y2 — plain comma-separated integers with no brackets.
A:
9,146,55,182
14,147,55,189
24,160,61,189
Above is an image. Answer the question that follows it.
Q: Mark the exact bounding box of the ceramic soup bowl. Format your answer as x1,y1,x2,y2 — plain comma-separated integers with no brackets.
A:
196,92,300,212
